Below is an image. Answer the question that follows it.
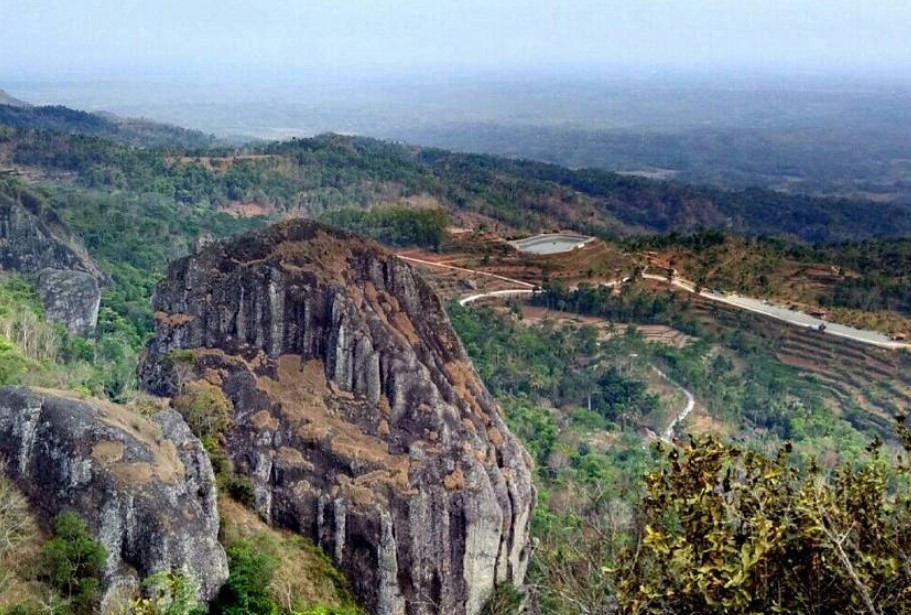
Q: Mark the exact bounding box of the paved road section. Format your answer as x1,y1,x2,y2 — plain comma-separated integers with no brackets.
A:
400,253,908,351
642,273,910,350
458,289,535,306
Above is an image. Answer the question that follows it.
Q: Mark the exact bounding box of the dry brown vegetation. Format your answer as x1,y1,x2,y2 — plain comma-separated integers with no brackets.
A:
258,355,412,492
0,464,48,611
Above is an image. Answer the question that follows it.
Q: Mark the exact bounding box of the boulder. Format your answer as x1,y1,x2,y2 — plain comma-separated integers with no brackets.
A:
0,185,105,335
36,268,101,336
0,386,229,603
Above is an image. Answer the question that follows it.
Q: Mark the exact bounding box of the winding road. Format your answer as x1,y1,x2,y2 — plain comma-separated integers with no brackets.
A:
399,252,909,351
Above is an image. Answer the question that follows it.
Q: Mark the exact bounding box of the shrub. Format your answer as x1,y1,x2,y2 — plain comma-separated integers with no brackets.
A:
202,436,230,477
127,570,203,615
613,436,911,615
0,468,40,602
225,476,256,508
40,512,107,615
480,584,524,615
173,380,232,440
212,540,280,615
0,466,34,558
0,337,31,385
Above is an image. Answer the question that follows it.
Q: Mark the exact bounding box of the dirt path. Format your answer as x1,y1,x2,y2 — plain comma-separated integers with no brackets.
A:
651,366,696,441
397,254,536,288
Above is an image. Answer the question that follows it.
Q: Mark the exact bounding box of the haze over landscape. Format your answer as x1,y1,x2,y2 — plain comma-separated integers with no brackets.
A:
4,3,911,615
6,1,911,201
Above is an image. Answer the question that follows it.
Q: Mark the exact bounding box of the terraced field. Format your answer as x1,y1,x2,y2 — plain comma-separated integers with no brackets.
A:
684,290,911,432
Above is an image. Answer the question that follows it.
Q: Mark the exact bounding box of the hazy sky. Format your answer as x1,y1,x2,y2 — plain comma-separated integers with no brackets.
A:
3,0,911,80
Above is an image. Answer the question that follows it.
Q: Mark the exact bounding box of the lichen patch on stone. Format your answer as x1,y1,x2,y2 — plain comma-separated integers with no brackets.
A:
91,440,125,465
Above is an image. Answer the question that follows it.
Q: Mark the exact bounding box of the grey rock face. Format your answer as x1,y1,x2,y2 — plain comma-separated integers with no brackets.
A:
0,188,105,335
140,221,535,615
36,268,102,336
0,386,229,602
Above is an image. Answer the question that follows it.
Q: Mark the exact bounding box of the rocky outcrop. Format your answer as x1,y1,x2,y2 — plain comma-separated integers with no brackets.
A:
0,184,105,335
0,386,229,604
36,268,102,337
140,221,534,615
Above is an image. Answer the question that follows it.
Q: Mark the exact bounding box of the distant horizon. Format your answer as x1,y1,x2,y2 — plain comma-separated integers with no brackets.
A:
5,64,911,117
4,1,911,85
5,62,911,89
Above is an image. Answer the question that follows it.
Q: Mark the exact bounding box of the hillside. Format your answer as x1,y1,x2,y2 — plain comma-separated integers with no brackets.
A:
0,90,28,108
625,232,911,335
0,101,214,148
1,102,910,242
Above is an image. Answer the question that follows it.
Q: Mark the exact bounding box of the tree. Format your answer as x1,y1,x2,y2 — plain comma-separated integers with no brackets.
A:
212,540,280,615
173,380,233,440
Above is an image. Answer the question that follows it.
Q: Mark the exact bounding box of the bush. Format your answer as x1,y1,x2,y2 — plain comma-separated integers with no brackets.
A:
0,337,31,385
173,380,233,440
202,436,230,477
40,512,106,615
212,540,280,615
0,468,34,558
480,584,524,615
127,570,203,615
613,436,911,615
0,468,40,603
225,476,256,508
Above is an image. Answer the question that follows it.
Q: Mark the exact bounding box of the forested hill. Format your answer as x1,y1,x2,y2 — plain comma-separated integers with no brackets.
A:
2,100,911,242
0,101,214,148
0,89,28,107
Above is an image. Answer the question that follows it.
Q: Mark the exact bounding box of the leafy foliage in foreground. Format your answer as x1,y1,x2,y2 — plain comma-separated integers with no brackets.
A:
614,435,911,615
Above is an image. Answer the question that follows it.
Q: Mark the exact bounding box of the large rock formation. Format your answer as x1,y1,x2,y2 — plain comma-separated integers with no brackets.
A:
0,183,105,335
0,387,229,605
140,221,534,615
